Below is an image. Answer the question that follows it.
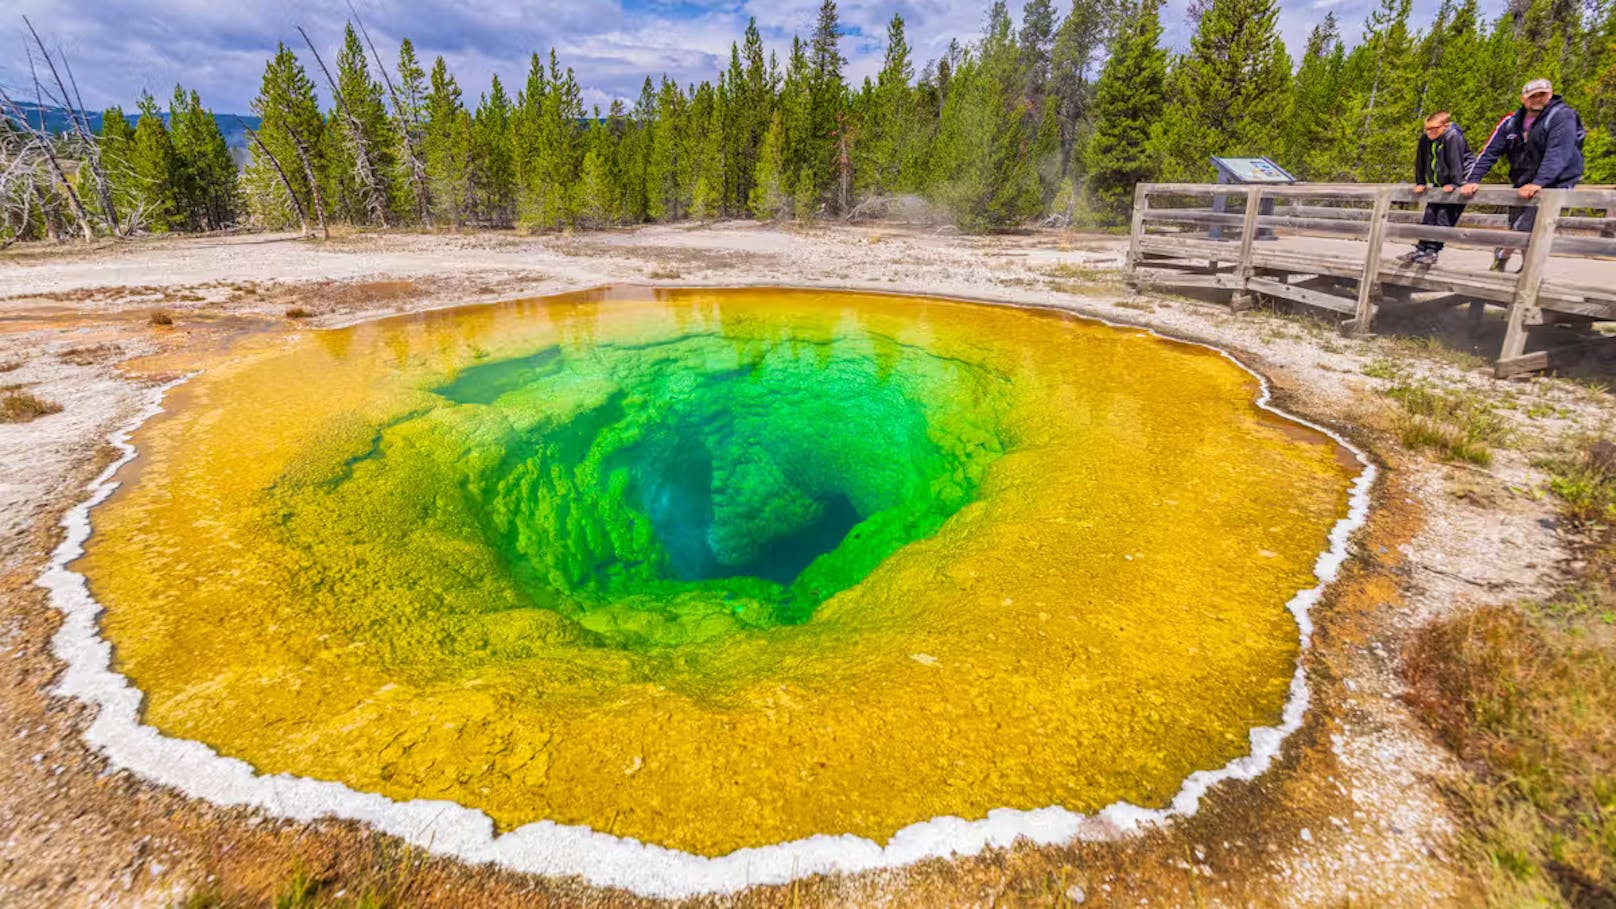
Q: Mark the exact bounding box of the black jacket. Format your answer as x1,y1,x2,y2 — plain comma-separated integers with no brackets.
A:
1414,124,1475,187
1465,95,1585,188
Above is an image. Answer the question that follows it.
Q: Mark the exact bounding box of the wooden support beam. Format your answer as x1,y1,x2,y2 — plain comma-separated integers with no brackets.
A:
1496,190,1566,377
1230,186,1264,311
1388,222,1531,250
1246,276,1357,314
1125,183,1148,281
1551,234,1616,257
1494,350,1552,377
1132,270,1242,289
1137,236,1244,260
1349,188,1394,336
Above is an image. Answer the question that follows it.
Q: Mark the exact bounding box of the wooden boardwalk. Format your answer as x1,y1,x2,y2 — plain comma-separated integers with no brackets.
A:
1124,182,1616,376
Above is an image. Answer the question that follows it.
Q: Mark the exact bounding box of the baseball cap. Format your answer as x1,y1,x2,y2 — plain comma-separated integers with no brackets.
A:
1522,78,1553,96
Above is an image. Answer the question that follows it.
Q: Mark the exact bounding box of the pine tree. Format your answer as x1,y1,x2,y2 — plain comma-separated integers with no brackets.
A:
96,107,140,228
928,2,1043,230
750,111,788,219
246,44,328,231
1581,0,1616,123
692,87,726,220
1084,0,1166,219
517,50,584,229
1344,0,1418,181
1287,14,1350,178
331,24,399,225
792,166,818,221
682,83,715,213
1517,0,1579,87
1048,0,1112,172
423,56,473,226
781,38,814,187
1020,0,1058,101
169,87,240,231
129,92,180,231
726,19,776,213
395,38,431,222
616,79,656,223
1154,0,1292,180
473,76,517,226
859,15,919,197
645,77,688,221
574,113,619,227
1418,0,1494,147
808,0,848,210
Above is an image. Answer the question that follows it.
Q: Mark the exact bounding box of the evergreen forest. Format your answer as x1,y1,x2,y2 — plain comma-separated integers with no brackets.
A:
3,0,1614,242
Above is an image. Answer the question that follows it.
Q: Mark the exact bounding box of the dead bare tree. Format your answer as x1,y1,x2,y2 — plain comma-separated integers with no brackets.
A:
298,25,391,228
348,2,429,224
22,16,120,234
236,116,312,238
280,120,330,239
0,84,94,241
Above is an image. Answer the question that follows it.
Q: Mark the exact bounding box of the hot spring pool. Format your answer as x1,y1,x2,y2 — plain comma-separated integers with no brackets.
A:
60,286,1367,892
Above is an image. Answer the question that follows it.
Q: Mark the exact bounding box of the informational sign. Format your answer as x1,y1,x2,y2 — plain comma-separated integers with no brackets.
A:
1211,156,1298,184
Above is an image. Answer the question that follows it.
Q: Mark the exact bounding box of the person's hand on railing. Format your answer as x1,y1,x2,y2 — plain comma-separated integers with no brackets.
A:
1441,185,1455,193
1460,183,1481,197
1519,183,1543,199
1412,183,1427,194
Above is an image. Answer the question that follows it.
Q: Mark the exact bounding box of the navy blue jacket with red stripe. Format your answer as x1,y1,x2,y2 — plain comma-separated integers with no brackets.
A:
1464,96,1585,188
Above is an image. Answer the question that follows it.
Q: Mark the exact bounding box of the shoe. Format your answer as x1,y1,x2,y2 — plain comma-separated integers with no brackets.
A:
1413,250,1439,267
1490,253,1510,272
1396,249,1423,266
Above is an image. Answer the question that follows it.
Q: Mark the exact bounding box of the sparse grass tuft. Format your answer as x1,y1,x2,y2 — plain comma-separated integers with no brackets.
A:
1526,402,1566,420
285,306,314,320
1545,437,1616,526
1044,262,1109,282
646,267,682,279
149,309,173,326
1383,381,1509,466
1406,450,1616,907
1385,333,1490,371
1405,595,1616,907
0,390,62,423
1363,357,1406,380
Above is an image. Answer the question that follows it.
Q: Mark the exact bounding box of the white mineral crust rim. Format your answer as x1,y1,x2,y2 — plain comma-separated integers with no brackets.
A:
38,303,1376,900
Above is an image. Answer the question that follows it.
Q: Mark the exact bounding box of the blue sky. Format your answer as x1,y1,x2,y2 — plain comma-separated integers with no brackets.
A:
3,0,1468,116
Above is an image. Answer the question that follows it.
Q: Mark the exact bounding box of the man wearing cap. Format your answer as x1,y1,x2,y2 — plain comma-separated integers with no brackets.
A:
1460,78,1585,271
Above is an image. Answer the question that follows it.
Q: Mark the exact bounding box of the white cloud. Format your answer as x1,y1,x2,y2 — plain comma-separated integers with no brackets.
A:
0,0,1506,115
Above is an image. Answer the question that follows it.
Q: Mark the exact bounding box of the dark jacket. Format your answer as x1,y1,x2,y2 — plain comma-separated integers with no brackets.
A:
1465,95,1585,188
1414,124,1475,187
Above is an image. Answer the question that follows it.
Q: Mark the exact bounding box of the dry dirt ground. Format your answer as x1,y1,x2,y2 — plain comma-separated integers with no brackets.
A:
0,222,1610,908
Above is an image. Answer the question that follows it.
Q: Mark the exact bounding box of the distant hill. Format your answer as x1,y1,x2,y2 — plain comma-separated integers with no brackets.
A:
5,100,259,150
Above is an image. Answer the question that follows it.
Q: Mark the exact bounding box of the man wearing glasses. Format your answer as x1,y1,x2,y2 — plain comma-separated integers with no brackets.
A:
1400,110,1474,267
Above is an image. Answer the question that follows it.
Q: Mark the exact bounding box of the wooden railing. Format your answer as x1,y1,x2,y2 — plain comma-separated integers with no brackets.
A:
1124,182,1616,376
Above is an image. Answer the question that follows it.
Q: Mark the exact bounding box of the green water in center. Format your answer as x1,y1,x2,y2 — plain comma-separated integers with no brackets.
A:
429,330,1011,647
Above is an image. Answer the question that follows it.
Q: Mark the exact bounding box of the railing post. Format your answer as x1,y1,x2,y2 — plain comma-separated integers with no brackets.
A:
1229,185,1262,312
1125,183,1149,285
1347,187,1394,336
1496,190,1566,377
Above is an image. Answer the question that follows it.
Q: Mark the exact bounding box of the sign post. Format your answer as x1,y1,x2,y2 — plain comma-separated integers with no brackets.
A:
1209,156,1297,240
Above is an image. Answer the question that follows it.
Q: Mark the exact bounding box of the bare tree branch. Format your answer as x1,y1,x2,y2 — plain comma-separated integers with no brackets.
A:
348,1,429,223
236,115,311,238
298,24,391,228
0,81,93,240
281,119,330,240
22,16,120,234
